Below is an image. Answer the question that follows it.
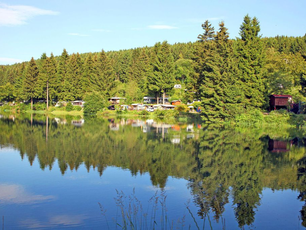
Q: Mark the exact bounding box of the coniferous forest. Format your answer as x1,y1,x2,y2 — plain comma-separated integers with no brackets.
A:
1,15,306,122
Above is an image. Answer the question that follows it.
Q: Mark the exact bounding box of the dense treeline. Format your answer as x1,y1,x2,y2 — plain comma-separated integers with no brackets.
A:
1,116,306,227
1,15,306,121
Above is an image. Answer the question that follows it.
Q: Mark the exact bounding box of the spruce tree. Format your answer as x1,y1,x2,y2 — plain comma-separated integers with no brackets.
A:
199,22,233,122
96,50,115,97
67,53,83,100
148,41,175,104
24,57,39,110
15,62,26,101
57,49,70,100
236,15,266,110
39,55,57,109
197,20,215,42
83,53,97,94
137,48,151,94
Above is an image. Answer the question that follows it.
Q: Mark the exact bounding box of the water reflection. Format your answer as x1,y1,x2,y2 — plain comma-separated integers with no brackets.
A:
0,184,55,204
0,114,306,228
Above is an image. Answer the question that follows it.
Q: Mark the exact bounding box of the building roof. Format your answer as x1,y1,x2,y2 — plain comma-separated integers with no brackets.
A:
270,94,292,98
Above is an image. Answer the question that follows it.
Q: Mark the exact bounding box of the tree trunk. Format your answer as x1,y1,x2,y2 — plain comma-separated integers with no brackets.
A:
46,80,49,111
31,97,33,110
163,90,165,105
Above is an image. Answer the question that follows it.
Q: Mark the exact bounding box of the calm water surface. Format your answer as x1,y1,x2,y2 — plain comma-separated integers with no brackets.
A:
0,114,305,229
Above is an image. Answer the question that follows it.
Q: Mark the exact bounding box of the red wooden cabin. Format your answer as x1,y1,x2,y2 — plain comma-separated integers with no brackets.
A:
268,139,289,153
269,95,293,110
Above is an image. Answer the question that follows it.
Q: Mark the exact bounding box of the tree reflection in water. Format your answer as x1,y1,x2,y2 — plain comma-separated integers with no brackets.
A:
0,115,306,228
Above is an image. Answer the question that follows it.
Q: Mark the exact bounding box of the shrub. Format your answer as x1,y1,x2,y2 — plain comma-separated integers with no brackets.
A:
19,103,30,113
84,92,107,115
175,104,188,113
33,103,46,111
74,106,82,111
66,102,74,111
155,109,166,118
235,109,264,127
139,110,149,116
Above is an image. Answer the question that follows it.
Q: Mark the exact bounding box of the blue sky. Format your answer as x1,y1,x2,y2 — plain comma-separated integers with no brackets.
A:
1,0,305,65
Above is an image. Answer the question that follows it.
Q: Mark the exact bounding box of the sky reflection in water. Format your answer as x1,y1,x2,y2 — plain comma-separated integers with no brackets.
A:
0,115,305,229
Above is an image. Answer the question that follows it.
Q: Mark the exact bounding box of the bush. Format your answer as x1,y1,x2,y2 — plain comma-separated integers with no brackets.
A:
139,110,149,116
19,103,30,113
175,104,188,113
84,92,107,115
235,109,264,127
66,102,74,111
155,109,166,118
154,109,179,118
33,103,46,111
74,106,82,111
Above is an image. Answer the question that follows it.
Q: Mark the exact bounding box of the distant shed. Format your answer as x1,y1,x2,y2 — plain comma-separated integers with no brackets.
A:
269,95,293,110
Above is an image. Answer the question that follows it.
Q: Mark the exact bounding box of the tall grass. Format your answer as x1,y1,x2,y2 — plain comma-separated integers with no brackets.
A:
99,189,223,230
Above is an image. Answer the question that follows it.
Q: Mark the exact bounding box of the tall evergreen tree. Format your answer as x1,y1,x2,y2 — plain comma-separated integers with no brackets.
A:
67,53,83,100
148,41,175,104
24,57,39,109
197,20,215,42
83,53,97,94
57,49,70,100
236,15,266,109
96,50,115,97
199,22,234,122
15,62,26,101
39,54,57,109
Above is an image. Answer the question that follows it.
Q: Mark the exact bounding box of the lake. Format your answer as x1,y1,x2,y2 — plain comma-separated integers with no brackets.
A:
0,114,305,229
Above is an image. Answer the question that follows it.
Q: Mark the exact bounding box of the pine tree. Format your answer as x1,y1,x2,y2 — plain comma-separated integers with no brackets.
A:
96,50,115,97
148,41,175,104
83,53,97,94
24,57,39,109
197,20,215,42
236,15,266,110
193,21,216,100
67,53,83,100
39,54,57,109
15,62,26,101
57,49,70,100
137,48,152,96
199,22,234,122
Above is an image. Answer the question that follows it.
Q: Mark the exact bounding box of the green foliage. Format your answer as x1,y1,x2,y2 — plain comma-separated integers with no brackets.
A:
175,104,188,113
65,102,74,111
33,102,46,111
139,110,149,116
1,16,306,125
83,91,106,115
19,103,30,112
24,57,39,109
74,106,82,111
155,109,179,118
1,115,306,228
148,41,175,101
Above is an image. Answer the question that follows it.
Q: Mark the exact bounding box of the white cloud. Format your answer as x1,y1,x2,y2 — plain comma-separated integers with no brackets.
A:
0,3,59,26
20,215,87,229
0,57,23,65
148,25,178,30
68,33,89,37
0,184,55,204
